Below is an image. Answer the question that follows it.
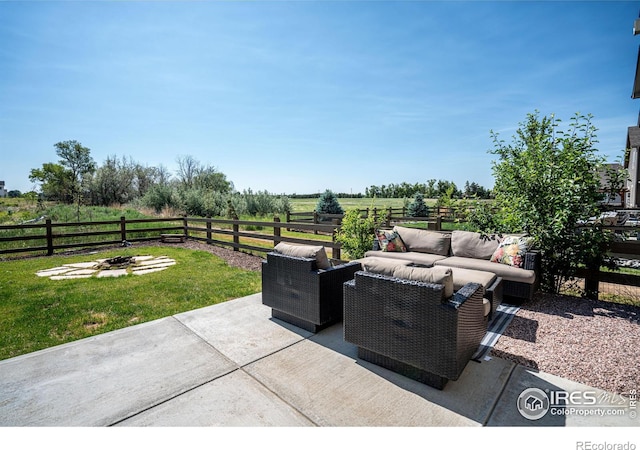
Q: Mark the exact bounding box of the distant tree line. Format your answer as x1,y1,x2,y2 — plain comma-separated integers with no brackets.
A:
288,192,365,199
27,141,290,218
364,180,492,199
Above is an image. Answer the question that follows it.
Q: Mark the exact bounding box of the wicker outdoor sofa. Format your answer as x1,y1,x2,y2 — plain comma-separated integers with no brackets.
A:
365,227,541,304
261,243,361,332
343,270,487,390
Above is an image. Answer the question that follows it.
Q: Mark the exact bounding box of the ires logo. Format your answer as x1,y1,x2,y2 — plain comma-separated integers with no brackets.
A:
517,388,614,421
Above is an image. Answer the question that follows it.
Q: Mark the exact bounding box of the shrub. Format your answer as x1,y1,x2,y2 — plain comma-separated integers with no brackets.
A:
316,189,344,216
407,192,429,217
335,209,380,259
141,185,180,213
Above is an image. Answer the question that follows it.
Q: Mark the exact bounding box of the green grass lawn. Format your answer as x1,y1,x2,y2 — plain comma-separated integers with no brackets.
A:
0,246,261,361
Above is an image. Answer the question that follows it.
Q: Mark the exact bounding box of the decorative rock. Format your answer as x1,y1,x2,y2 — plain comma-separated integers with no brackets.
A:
97,269,129,278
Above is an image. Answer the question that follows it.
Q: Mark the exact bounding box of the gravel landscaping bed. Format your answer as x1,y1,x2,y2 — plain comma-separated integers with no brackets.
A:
492,293,640,395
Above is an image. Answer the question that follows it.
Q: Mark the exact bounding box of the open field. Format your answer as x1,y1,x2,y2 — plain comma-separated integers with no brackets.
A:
0,245,261,361
288,197,432,212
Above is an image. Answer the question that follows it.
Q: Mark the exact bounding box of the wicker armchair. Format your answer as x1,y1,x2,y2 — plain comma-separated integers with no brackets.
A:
261,252,361,332
343,271,486,389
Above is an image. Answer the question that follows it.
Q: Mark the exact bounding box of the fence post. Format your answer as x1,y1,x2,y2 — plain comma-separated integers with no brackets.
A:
120,216,126,242
233,216,239,252
285,211,291,231
206,215,212,243
428,216,442,231
313,211,319,235
332,218,341,261
46,219,53,256
386,207,392,228
584,262,600,300
183,215,189,239
273,216,281,247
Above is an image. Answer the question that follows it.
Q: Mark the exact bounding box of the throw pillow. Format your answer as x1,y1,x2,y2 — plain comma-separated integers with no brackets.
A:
490,236,534,268
375,229,407,253
273,242,331,270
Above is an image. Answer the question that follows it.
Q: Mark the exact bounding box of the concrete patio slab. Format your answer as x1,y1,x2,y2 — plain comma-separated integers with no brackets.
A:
0,317,237,426
175,293,312,366
116,370,314,427
244,321,514,427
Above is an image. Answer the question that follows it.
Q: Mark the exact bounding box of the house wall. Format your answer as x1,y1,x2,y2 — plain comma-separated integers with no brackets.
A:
627,149,639,208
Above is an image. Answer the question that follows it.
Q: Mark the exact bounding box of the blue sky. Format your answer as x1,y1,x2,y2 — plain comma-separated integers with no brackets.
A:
1,0,639,196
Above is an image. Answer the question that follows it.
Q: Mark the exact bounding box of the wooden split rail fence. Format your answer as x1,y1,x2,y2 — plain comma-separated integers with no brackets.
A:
0,216,345,260
3,215,640,302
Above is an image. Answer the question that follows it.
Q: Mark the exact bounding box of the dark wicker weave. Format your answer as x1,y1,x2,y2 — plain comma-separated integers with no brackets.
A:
502,251,541,303
343,271,487,389
261,252,361,332
485,276,503,319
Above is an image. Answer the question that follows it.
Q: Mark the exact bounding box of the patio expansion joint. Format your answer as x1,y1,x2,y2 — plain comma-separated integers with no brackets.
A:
234,337,322,427
160,315,321,426
107,316,244,427
480,359,518,426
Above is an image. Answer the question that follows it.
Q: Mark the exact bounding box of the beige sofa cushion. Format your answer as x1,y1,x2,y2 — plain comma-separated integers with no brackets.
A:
393,226,451,256
435,256,536,284
364,250,447,267
449,267,497,292
392,265,454,298
274,242,331,270
356,256,411,276
450,230,502,260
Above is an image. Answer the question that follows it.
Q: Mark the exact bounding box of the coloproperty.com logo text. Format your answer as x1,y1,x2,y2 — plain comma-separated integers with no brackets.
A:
517,387,636,421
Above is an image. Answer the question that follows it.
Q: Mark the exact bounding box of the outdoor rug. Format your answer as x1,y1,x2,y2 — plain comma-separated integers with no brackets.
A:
472,303,521,362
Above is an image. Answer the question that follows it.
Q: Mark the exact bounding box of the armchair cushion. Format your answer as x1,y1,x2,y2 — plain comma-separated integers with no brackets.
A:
392,265,454,298
357,256,411,276
274,242,331,270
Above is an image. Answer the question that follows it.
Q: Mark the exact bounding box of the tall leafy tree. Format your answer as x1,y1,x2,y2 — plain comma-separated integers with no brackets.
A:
54,140,96,219
29,162,73,202
488,111,614,295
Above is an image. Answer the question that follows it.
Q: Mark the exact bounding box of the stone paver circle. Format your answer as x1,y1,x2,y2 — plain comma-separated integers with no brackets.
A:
36,255,176,280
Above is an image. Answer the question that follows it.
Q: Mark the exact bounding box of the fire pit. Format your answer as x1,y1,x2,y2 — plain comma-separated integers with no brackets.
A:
36,255,176,280
98,256,135,270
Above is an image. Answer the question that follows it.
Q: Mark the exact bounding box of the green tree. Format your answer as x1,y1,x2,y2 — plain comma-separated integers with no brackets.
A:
488,111,614,295
315,189,344,216
54,140,96,220
407,192,429,217
29,162,73,202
